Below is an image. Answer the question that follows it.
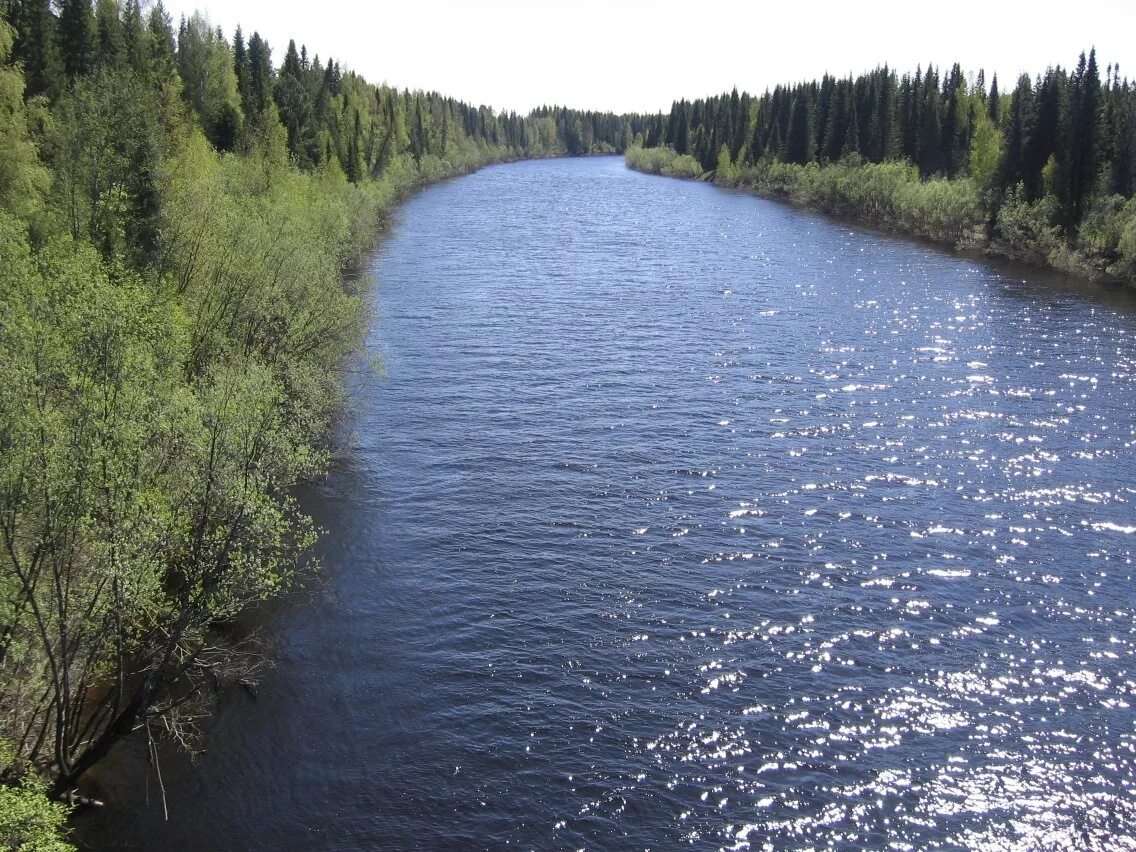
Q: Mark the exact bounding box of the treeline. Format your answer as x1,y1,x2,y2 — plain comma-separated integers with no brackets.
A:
630,53,1136,282
0,1,642,845
6,0,644,179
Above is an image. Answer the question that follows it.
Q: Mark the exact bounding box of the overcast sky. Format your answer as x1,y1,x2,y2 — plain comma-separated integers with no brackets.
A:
159,0,1136,114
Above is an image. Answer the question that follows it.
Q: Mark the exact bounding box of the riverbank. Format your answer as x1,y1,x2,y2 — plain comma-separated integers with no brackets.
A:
0,6,649,842
625,145,1136,286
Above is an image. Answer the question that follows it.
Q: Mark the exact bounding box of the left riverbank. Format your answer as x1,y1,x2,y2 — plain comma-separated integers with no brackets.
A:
0,6,647,846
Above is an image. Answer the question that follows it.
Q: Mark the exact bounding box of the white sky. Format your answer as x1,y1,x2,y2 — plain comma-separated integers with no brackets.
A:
159,0,1136,114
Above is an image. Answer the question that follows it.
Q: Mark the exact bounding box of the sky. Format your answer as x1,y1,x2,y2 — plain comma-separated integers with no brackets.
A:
160,0,1136,115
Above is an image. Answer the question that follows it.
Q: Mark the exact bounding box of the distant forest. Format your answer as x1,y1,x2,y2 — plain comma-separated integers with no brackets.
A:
629,54,1136,281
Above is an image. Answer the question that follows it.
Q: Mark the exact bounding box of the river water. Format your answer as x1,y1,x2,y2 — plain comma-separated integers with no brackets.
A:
81,157,1136,850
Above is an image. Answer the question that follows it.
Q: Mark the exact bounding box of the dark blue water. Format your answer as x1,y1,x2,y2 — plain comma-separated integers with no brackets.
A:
83,158,1136,850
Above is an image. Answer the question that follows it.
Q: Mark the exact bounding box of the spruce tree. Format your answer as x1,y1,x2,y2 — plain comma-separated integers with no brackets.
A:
675,101,690,155
815,74,836,160
786,93,812,164
57,0,94,80
1002,74,1033,190
917,65,945,176
941,63,964,177
1024,69,1064,199
733,91,750,160
246,32,274,122
146,3,176,79
93,0,124,70
1067,49,1100,223
841,89,860,160
233,26,252,115
877,66,895,162
275,41,319,167
898,73,918,161
10,0,62,98
748,101,765,164
122,0,145,74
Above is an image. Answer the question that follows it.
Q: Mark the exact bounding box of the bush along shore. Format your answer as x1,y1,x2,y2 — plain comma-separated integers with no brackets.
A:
0,2,653,845
626,54,1136,285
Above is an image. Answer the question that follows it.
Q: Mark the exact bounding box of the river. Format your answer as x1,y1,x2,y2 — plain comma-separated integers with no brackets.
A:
79,157,1136,850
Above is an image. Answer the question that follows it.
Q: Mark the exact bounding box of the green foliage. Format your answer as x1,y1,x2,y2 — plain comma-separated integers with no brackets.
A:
55,0,93,80
992,186,1067,267
0,741,73,852
45,65,181,266
733,158,983,245
968,109,1003,195
714,144,738,184
176,13,242,151
7,0,62,98
1066,194,1136,279
635,50,1136,283
0,0,661,814
0,22,50,225
3,4,1129,834
624,144,705,179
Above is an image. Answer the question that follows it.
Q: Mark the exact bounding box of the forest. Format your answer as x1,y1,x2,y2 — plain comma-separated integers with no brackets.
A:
627,55,1136,281
0,2,648,847
2,1,1134,847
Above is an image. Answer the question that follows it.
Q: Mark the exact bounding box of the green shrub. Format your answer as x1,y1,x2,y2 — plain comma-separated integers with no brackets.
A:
625,145,705,180
993,187,1069,268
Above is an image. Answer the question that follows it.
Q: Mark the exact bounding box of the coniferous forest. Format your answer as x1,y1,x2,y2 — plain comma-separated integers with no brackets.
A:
627,56,1136,282
0,1,1134,847
0,2,645,846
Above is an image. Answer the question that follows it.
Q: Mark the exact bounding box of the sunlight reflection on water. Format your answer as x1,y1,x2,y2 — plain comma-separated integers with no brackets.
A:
80,157,1136,851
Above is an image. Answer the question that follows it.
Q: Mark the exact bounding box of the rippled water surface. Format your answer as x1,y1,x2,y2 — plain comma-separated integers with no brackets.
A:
84,158,1136,850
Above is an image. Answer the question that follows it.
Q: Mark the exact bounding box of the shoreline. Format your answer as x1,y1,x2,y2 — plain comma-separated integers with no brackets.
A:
625,147,1136,288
